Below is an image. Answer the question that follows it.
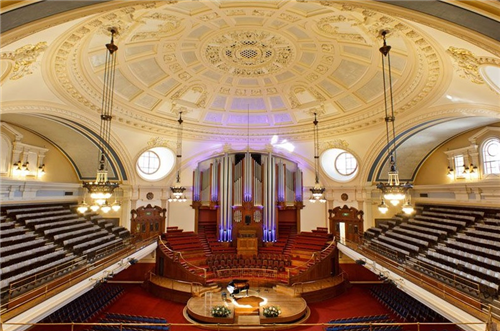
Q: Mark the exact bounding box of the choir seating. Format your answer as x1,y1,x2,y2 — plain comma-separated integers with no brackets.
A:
158,226,335,283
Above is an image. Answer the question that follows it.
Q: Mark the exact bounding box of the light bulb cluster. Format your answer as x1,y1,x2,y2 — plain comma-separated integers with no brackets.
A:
77,199,121,214
12,161,46,178
309,183,326,203
168,185,187,202
378,194,414,215
447,164,479,180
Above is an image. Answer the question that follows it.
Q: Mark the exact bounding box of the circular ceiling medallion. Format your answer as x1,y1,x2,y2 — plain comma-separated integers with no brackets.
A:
202,30,295,76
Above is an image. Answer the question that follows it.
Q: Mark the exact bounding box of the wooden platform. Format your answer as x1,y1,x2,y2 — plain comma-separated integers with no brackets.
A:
184,287,309,329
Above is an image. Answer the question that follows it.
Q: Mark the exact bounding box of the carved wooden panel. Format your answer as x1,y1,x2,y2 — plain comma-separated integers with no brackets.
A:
131,204,166,240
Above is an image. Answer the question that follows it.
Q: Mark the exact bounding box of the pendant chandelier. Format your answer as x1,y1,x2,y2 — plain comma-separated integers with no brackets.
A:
168,111,187,202
376,30,413,214
309,112,326,203
78,28,120,214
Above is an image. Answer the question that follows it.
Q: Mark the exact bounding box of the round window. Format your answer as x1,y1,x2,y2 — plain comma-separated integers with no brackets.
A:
136,147,175,181
321,148,359,182
137,151,160,175
335,152,358,176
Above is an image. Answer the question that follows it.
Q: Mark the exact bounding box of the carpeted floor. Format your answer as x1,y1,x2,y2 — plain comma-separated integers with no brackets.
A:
28,283,460,331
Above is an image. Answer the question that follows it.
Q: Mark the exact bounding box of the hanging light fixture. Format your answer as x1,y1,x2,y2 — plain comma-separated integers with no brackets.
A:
80,28,120,212
309,112,326,203
168,110,187,202
376,30,412,212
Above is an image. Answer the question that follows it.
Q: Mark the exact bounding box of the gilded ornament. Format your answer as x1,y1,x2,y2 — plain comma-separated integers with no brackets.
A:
1,42,48,80
447,47,484,84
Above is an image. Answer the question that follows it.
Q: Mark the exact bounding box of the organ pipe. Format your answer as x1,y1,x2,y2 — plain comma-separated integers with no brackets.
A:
193,167,201,201
244,152,252,202
219,154,232,242
200,168,210,203
263,153,276,242
285,168,294,203
211,160,219,202
295,168,303,202
234,160,242,206
277,160,285,202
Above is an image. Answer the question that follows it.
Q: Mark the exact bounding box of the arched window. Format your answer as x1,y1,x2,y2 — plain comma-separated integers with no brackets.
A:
482,138,500,175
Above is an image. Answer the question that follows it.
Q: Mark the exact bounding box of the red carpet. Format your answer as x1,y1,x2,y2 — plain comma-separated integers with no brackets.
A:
28,284,460,331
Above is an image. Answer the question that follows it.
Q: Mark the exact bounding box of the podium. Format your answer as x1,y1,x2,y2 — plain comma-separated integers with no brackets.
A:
237,230,257,257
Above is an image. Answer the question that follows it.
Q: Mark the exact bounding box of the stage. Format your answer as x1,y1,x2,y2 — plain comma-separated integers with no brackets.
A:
184,287,310,329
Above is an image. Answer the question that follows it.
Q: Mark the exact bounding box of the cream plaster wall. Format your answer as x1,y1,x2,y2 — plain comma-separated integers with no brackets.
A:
4,124,79,183
414,123,500,185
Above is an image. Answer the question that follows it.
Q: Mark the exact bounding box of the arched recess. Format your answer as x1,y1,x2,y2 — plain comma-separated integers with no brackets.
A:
0,132,13,175
365,116,500,185
0,113,127,182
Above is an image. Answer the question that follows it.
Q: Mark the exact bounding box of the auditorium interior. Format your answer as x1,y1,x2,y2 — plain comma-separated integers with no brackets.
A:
1,1,500,331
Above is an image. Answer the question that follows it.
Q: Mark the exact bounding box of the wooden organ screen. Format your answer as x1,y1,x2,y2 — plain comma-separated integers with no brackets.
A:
131,204,166,240
328,205,364,244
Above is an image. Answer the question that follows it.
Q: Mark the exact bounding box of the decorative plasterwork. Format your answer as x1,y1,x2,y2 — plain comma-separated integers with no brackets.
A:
323,139,350,151
0,42,47,80
201,30,294,77
447,47,500,92
447,47,484,84
43,0,446,139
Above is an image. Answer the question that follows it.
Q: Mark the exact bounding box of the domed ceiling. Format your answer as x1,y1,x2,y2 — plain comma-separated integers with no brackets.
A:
1,0,499,183
43,0,445,138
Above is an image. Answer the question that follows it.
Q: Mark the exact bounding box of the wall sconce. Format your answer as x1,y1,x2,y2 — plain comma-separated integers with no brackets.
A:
446,166,454,179
463,163,479,180
12,161,22,176
37,164,46,178
468,164,478,180
12,161,30,177
20,162,29,177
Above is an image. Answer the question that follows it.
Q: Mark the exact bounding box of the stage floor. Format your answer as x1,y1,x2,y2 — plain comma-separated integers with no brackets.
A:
184,287,309,329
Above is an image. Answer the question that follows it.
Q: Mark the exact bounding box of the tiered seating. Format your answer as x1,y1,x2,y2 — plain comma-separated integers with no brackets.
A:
370,284,446,322
0,208,84,299
18,210,126,260
326,314,401,331
415,253,498,297
164,228,208,254
289,230,332,256
93,313,169,331
43,284,124,323
364,203,500,299
1,203,130,300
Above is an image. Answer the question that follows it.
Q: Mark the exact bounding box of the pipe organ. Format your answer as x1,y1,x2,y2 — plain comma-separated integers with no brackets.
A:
192,152,304,245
